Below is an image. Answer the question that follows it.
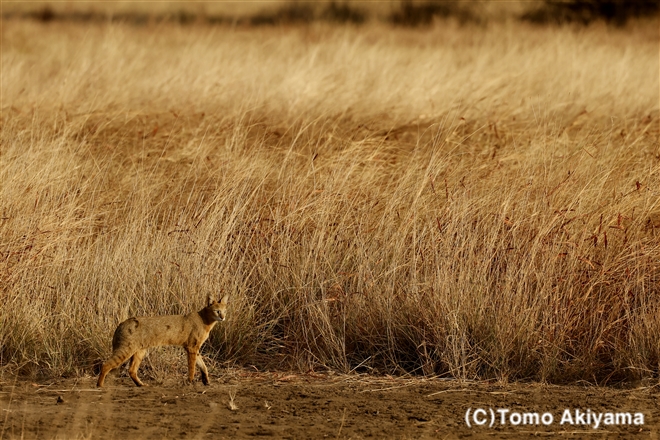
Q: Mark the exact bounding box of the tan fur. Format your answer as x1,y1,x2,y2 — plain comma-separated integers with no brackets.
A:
97,295,229,387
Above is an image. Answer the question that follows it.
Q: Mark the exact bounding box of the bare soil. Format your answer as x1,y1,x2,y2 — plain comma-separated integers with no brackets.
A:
2,372,660,439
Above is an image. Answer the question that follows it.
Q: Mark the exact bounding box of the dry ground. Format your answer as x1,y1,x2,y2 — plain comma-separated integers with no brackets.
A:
2,373,660,439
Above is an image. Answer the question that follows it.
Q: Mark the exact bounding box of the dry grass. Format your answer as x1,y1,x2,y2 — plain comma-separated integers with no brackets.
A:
1,16,659,384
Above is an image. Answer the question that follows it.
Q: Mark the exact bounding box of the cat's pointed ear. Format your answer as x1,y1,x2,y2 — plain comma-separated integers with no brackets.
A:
206,294,212,306
220,294,229,305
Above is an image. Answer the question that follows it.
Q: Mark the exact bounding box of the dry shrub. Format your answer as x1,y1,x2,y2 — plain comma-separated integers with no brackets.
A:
523,0,660,26
1,19,659,383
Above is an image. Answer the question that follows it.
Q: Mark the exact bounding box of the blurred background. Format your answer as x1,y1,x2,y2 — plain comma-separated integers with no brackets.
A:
3,1,658,27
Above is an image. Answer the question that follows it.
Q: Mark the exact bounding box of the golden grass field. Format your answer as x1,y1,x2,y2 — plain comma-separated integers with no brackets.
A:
1,4,659,388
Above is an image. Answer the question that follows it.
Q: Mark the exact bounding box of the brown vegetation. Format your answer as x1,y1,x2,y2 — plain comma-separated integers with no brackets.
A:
1,14,659,385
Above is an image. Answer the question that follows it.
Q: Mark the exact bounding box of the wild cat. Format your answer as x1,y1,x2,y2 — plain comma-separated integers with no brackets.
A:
97,295,229,387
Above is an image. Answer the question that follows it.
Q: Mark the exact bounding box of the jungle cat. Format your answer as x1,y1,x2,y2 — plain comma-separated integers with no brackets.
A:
97,295,229,387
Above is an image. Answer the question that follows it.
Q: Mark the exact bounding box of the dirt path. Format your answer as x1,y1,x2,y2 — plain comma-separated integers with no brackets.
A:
2,372,659,439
